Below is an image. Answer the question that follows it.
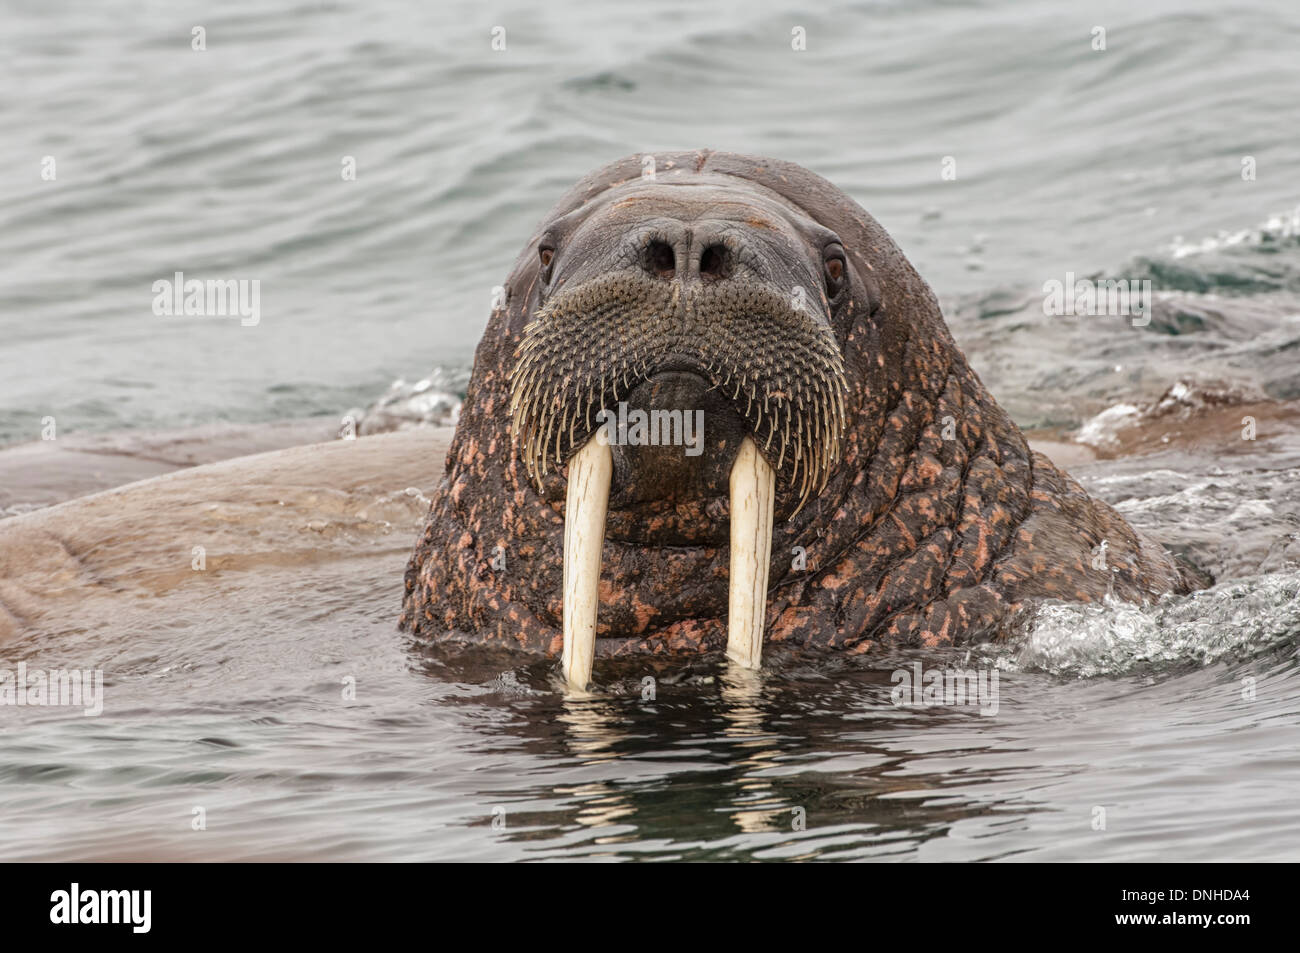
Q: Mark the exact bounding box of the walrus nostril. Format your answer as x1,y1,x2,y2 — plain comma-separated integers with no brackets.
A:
645,240,676,279
699,244,730,280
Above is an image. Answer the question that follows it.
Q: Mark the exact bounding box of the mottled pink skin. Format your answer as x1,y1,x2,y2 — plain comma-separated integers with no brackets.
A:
401,151,1198,656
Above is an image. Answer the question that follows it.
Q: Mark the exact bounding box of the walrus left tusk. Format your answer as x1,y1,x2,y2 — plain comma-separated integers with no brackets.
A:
562,434,612,692
727,436,776,669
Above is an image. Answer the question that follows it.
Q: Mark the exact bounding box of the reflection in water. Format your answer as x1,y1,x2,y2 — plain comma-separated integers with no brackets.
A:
718,662,786,836
418,592,1300,862
555,696,638,835
440,650,1044,860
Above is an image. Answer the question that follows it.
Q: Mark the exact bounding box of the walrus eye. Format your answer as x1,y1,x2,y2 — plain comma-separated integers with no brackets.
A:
539,245,555,282
823,244,846,296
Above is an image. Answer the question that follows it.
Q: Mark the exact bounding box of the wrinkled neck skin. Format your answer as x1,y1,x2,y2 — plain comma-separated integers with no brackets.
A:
405,278,1026,655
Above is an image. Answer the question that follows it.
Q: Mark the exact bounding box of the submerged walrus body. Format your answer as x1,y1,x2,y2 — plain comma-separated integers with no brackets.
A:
401,150,1197,662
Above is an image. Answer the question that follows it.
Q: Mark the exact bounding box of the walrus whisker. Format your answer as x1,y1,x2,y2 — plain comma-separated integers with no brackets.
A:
509,268,847,538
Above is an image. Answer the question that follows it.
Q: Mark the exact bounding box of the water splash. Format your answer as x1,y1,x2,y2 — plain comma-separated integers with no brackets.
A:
1169,205,1300,260
1016,572,1300,678
340,366,467,436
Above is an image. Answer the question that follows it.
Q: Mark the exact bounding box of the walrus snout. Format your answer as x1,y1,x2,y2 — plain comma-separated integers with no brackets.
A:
633,226,737,285
602,370,748,534
509,269,848,509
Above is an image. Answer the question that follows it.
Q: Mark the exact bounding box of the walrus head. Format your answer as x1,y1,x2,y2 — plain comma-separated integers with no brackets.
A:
509,182,849,515
402,150,1195,686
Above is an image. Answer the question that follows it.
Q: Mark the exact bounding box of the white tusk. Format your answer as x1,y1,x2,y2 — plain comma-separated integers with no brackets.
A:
727,436,776,669
562,434,612,692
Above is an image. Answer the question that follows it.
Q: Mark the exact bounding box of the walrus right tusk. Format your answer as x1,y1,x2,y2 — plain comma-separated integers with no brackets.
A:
727,436,776,669
561,434,612,692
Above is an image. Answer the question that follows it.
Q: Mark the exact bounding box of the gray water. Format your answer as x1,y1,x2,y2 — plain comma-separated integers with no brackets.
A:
2,0,1300,861
4,0,1299,443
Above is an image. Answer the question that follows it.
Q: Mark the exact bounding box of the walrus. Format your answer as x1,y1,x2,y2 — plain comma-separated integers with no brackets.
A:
401,150,1199,688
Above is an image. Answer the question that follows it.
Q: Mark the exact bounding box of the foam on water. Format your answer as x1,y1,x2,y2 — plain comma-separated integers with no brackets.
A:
1170,205,1300,260
1017,574,1300,678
